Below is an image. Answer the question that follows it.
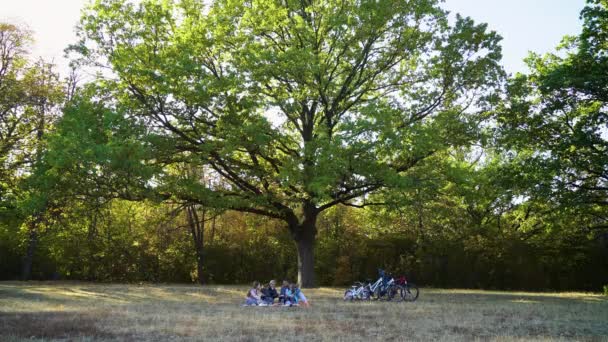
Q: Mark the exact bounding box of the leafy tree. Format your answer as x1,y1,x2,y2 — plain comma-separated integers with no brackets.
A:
1,23,37,213
497,0,608,234
70,0,503,286
0,23,66,280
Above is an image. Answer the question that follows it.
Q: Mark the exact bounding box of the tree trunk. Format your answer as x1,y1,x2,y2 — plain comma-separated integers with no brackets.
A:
21,223,38,280
196,250,204,286
186,205,205,285
291,204,317,288
295,231,316,288
289,201,318,288
210,215,216,244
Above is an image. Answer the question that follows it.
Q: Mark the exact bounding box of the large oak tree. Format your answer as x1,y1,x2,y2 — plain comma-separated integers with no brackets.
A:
71,0,503,286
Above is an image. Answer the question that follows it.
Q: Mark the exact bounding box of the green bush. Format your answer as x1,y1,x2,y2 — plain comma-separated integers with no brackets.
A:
603,285,608,296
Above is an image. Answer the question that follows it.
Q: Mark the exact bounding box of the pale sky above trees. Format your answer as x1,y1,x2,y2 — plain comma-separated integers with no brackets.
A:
1,0,585,75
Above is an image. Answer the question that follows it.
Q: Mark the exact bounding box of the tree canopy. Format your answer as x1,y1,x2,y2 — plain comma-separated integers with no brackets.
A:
497,0,608,233
69,0,503,286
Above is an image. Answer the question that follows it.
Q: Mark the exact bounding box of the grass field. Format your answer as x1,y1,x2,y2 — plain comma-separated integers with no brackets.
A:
1,282,607,341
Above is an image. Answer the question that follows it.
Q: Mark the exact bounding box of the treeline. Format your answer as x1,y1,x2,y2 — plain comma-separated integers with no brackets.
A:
1,0,607,290
2,147,608,290
1,197,606,290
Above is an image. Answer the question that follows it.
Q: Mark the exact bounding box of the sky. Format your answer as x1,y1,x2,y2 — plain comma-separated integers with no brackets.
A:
442,0,586,74
0,0,587,76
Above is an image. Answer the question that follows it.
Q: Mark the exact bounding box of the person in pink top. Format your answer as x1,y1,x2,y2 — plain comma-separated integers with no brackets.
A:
245,281,266,306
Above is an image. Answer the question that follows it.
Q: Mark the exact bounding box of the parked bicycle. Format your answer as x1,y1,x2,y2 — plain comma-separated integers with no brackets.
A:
343,281,372,301
371,269,398,301
395,275,419,302
344,269,401,302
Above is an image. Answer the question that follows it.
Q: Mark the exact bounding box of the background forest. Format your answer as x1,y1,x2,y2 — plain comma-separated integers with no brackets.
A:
0,0,607,291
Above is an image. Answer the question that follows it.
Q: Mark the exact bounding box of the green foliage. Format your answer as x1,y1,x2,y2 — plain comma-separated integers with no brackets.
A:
2,180,607,290
40,84,160,204
496,0,608,221
0,23,64,216
0,22,67,280
67,0,504,223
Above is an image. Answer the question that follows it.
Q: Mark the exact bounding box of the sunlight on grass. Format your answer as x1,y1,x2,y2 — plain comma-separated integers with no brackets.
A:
511,299,540,304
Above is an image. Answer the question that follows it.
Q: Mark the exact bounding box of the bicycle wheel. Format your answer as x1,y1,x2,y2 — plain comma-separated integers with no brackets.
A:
387,284,402,302
361,287,372,301
374,286,390,301
370,287,381,300
344,289,355,301
401,283,419,302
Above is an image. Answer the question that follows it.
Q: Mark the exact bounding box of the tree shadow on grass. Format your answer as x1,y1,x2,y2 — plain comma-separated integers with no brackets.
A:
0,311,130,340
0,284,253,312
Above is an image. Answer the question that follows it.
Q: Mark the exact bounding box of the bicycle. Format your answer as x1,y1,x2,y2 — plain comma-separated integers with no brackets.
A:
370,269,398,301
344,269,400,302
395,275,419,302
343,281,372,301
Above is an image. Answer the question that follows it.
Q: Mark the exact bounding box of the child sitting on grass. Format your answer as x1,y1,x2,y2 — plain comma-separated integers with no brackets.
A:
245,281,267,306
261,280,279,305
283,283,298,306
293,284,310,307
279,280,290,304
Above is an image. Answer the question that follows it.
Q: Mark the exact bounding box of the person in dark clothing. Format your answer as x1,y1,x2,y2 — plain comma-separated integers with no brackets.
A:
261,279,279,305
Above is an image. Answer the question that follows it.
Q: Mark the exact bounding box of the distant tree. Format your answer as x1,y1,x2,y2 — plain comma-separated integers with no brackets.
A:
1,23,35,212
0,23,65,280
178,165,223,285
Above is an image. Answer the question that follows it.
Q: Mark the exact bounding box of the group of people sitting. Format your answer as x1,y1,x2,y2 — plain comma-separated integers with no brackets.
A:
244,280,309,307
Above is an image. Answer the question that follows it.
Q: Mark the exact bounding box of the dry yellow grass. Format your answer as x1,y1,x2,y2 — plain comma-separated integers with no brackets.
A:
1,282,607,341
